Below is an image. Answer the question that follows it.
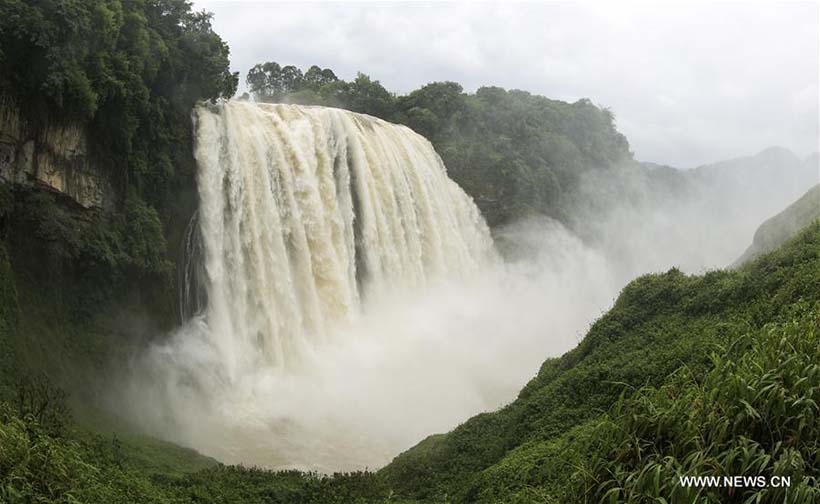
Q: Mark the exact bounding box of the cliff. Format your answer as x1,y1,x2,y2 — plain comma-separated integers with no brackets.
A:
0,97,113,209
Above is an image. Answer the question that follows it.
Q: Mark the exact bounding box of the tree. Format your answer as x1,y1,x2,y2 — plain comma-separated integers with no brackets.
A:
240,62,634,226
303,65,339,90
279,65,304,95
0,0,239,327
247,63,321,102
398,81,466,141
342,73,396,117
247,61,282,101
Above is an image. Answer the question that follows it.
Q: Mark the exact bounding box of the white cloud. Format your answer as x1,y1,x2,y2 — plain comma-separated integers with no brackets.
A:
195,0,820,167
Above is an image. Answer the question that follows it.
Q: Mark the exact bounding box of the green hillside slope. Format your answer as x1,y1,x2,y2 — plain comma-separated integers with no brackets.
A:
382,223,820,502
733,184,820,267
2,224,818,502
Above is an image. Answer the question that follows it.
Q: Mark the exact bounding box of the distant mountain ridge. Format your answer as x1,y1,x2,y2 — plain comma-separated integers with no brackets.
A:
641,146,816,171
642,146,818,186
568,146,820,275
690,146,817,189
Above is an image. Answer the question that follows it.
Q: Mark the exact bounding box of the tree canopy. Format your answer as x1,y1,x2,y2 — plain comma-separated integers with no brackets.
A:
0,0,239,329
246,62,632,226
0,0,238,208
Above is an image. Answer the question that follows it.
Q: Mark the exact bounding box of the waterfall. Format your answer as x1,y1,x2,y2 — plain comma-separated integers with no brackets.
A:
121,102,553,471
178,210,206,324
186,100,494,374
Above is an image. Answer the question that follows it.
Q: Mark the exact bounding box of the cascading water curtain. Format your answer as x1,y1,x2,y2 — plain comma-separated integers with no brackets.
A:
124,101,497,470
190,101,495,371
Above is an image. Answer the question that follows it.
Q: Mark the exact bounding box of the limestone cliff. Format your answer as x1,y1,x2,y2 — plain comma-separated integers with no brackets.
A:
0,97,113,209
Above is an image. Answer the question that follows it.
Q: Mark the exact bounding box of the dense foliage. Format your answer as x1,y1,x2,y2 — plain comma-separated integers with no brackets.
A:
0,0,236,281
246,62,631,226
0,242,17,400
1,222,816,502
1,397,396,503
0,0,237,389
0,0,237,205
575,308,818,503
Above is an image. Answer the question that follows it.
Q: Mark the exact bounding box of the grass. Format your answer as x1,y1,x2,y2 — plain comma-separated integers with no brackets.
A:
1,223,818,502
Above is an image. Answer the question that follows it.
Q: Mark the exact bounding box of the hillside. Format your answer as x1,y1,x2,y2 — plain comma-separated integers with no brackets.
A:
688,147,819,243
733,184,820,267
644,146,818,215
691,146,816,188
564,147,820,276
243,62,633,227
381,222,820,502
1,223,817,502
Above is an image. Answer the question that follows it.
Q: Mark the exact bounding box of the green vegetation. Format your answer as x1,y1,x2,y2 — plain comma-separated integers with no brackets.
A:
0,241,18,400
1,219,817,502
1,396,394,503
0,0,236,402
382,223,820,502
734,184,820,267
1,0,237,208
0,4,240,493
246,62,631,226
0,0,236,301
575,308,818,503
454,309,819,503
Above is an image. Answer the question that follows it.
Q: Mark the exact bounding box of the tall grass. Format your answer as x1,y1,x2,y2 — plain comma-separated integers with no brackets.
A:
576,303,819,503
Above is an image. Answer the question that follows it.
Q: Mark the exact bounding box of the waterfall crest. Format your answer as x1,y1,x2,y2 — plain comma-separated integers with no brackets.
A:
189,101,494,372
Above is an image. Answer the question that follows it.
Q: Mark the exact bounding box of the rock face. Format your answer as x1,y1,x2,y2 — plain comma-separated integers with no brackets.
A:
0,97,112,209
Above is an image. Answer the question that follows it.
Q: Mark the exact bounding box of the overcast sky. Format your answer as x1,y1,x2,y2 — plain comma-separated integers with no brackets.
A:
194,1,819,168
